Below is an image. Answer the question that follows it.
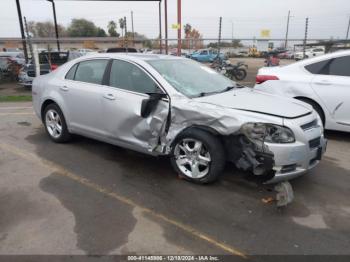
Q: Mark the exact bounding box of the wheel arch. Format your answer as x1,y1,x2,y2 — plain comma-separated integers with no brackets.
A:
294,96,326,124
170,125,224,149
40,99,59,122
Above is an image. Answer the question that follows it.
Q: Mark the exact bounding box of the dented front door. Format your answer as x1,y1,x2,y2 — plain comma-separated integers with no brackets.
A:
101,59,169,152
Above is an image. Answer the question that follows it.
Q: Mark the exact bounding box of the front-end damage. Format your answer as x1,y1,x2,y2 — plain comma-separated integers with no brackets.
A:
144,98,294,206
224,134,275,178
147,99,278,181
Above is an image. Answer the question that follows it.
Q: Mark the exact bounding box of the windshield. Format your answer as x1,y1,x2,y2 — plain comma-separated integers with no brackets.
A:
147,59,235,97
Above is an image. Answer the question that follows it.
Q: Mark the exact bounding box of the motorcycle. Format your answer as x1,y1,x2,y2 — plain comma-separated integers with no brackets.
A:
211,58,248,81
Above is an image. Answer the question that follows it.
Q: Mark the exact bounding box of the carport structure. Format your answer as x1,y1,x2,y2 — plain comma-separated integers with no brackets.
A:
15,0,179,61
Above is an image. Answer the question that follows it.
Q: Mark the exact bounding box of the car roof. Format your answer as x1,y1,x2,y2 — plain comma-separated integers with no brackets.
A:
283,49,350,68
80,52,184,62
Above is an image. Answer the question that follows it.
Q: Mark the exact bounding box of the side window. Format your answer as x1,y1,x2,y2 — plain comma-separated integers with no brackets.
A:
65,63,78,80
109,60,158,94
200,50,208,55
328,56,350,77
304,59,331,75
74,59,108,85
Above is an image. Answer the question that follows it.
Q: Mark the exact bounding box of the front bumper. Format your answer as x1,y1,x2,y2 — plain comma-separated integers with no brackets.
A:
264,136,327,184
18,72,33,86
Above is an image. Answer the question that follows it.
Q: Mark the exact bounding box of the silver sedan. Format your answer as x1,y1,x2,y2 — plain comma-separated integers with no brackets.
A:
32,53,326,184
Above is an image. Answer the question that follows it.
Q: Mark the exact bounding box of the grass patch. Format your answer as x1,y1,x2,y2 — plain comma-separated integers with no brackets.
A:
0,95,32,102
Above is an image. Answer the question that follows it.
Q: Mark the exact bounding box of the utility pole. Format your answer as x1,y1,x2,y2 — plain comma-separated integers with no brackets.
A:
23,17,35,75
231,21,234,42
15,0,28,62
164,0,168,54
303,17,309,59
47,0,60,51
218,17,222,56
131,11,135,44
346,15,350,40
158,1,162,53
124,16,128,51
285,10,291,49
177,0,181,56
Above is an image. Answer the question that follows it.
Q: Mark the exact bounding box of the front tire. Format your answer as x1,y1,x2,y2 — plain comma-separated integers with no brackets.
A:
43,103,71,143
170,129,225,184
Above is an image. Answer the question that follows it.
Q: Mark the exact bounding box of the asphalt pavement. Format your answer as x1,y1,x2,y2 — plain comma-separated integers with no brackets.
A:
0,102,350,258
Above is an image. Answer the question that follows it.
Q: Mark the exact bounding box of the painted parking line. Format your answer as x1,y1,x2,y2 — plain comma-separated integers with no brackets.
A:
0,107,33,110
0,112,35,116
0,142,248,258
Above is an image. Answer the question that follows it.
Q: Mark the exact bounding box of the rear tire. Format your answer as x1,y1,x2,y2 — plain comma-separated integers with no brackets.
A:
170,129,225,184
234,69,247,81
43,103,71,143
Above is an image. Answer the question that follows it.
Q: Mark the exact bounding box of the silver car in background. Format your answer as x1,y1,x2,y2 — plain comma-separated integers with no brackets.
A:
32,53,326,184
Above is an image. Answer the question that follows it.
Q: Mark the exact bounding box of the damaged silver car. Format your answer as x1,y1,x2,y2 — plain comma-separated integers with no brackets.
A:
32,53,327,184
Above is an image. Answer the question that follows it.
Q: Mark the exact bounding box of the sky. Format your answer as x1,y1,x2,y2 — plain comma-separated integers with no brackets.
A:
0,0,349,41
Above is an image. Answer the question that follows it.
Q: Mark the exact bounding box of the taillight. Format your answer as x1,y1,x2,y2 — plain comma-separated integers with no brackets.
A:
51,64,58,71
256,75,279,84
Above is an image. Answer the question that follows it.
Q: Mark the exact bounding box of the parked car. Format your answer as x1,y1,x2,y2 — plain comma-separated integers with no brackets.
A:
0,51,25,65
278,50,294,59
0,52,25,80
189,49,225,62
236,51,249,57
294,48,325,60
32,53,326,184
77,48,94,55
255,50,350,132
106,47,138,53
18,51,82,87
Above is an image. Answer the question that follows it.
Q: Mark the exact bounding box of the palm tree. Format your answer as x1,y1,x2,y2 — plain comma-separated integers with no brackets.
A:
119,18,125,38
107,20,118,37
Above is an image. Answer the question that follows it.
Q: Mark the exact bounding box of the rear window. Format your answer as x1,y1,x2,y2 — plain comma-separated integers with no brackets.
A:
305,56,350,77
305,60,330,74
74,59,108,85
65,63,78,80
328,56,350,77
106,48,138,53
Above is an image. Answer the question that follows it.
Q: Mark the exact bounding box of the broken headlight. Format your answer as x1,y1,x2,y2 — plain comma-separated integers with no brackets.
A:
241,123,295,144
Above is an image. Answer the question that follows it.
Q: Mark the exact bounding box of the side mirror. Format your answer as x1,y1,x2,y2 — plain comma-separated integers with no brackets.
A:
140,92,167,118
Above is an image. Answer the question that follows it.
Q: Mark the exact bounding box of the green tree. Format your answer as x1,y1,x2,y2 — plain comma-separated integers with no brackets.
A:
183,23,203,49
28,20,66,37
67,18,98,37
97,27,107,37
107,20,119,37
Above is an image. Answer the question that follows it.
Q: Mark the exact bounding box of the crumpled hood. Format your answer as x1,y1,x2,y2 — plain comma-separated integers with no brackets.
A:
195,88,312,119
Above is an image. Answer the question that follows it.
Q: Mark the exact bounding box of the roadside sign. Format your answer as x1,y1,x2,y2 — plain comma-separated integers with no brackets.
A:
260,29,271,38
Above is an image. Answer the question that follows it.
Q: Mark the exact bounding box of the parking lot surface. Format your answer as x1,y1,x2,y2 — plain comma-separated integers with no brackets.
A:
0,101,350,256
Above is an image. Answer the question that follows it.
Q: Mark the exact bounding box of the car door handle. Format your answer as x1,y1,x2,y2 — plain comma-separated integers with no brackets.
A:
60,85,69,91
103,93,116,100
315,80,331,85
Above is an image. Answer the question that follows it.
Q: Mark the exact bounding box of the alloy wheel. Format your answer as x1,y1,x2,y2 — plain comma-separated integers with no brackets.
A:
174,138,211,179
45,109,63,139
